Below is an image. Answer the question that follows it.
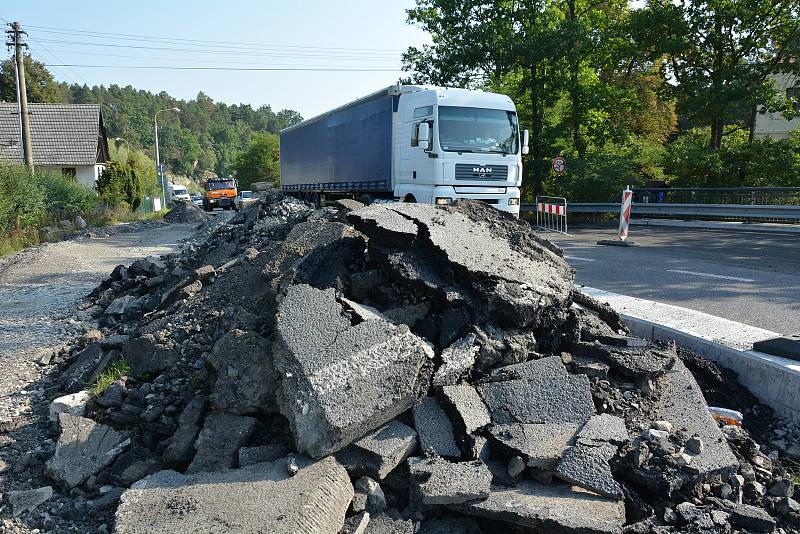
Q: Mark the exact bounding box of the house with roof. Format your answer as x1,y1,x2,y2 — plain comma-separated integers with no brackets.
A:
0,103,110,188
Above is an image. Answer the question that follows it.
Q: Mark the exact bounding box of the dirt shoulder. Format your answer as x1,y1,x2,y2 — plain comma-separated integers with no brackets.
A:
0,223,195,533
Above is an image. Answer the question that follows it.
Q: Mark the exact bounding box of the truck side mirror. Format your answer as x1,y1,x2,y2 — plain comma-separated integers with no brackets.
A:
522,130,530,155
417,122,431,147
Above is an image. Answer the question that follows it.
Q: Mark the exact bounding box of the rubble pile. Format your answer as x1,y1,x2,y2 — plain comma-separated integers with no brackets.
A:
18,192,799,533
163,201,213,224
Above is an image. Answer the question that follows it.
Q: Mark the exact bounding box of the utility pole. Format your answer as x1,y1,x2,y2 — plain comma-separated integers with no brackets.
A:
5,22,34,171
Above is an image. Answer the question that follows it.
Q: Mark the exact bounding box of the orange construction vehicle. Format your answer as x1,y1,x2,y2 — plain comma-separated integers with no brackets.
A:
202,177,238,211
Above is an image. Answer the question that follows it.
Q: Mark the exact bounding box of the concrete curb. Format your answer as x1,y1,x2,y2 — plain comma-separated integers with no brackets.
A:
631,218,800,234
580,287,800,423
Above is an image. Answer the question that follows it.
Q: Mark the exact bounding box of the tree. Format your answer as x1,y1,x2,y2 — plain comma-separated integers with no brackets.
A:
233,133,280,188
96,161,144,211
0,55,67,103
631,0,800,149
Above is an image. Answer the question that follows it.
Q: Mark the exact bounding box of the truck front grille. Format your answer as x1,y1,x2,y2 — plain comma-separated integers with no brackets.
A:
455,164,509,181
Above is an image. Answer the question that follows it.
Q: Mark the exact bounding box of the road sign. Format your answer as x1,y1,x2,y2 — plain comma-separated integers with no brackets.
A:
552,156,566,174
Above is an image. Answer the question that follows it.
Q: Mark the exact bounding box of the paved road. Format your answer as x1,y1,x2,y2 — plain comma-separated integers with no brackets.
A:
548,224,800,334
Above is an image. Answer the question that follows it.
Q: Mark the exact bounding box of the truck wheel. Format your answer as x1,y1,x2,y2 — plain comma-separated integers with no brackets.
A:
310,192,321,209
202,200,209,211
403,194,417,203
359,194,373,206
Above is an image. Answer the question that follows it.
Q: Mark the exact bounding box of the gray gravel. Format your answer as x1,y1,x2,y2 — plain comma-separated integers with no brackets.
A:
0,224,194,533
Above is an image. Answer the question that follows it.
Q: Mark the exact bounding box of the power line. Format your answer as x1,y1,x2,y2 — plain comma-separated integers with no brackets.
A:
45,64,403,72
41,47,402,65
26,36,90,85
38,48,401,68
25,24,404,53
32,38,401,60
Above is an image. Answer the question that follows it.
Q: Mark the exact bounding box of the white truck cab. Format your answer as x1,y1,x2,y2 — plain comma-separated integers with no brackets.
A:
392,85,527,215
168,184,191,203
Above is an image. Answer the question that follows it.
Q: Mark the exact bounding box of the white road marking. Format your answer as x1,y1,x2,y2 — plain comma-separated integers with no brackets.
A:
566,255,596,262
666,269,754,282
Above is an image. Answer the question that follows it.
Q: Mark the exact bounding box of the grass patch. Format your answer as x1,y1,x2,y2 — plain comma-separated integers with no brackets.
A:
88,360,131,396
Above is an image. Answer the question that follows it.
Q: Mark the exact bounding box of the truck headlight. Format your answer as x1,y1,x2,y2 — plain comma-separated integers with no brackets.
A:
508,198,520,206
435,197,453,205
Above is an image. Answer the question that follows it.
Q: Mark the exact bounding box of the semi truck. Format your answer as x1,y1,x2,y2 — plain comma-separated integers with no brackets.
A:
279,84,529,216
202,177,238,211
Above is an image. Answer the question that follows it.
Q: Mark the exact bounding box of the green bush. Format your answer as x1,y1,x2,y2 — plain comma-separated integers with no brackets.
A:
96,161,144,211
0,163,45,233
664,128,800,188
0,164,98,255
543,138,667,202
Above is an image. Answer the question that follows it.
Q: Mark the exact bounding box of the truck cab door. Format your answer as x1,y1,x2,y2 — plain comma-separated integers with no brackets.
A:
411,120,435,196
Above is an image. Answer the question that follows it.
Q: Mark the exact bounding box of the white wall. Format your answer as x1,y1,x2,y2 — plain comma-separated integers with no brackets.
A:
754,74,800,140
39,164,105,190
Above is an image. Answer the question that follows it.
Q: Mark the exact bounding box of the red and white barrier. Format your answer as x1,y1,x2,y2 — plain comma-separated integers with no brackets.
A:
535,196,568,234
619,188,632,241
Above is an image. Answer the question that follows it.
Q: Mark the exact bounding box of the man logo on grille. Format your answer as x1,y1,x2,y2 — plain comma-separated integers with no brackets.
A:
472,167,493,177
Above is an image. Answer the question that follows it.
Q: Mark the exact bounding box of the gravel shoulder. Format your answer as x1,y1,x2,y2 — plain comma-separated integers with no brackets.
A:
0,223,195,532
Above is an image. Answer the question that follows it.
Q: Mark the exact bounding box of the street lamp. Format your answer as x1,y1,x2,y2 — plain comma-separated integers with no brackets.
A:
154,107,180,209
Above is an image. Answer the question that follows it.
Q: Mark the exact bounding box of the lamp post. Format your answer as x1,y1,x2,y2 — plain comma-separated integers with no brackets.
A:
154,107,180,209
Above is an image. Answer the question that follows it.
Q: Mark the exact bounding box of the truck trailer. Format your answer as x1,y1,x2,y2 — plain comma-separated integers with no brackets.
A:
279,84,529,216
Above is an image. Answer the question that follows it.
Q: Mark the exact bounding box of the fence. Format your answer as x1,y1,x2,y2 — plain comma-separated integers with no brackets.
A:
534,196,568,234
632,187,800,206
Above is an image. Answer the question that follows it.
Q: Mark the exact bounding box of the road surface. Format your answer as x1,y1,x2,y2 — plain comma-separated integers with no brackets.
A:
548,223,800,334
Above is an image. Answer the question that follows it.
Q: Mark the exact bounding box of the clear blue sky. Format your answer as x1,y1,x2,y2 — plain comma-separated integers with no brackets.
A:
2,0,430,118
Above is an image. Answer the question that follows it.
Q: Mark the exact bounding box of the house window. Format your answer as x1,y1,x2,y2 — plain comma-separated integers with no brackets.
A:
62,168,76,180
787,87,800,103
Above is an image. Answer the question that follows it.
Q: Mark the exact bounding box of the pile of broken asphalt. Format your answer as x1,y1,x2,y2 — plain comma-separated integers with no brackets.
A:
4,192,799,534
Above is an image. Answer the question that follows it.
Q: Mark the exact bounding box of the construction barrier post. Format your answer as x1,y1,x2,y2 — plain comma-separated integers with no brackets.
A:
619,187,632,241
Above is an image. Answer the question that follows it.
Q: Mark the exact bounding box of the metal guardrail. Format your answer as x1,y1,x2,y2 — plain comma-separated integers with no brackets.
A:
632,187,800,206
521,202,800,220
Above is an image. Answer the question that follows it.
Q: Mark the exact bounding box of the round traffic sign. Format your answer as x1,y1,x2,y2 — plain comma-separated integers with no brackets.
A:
552,156,566,174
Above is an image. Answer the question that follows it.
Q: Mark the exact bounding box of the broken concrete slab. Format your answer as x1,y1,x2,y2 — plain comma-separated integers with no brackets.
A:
408,456,491,505
274,284,433,458
439,383,491,435
575,342,675,380
204,329,277,414
58,343,112,393
109,447,164,487
413,397,461,458
239,444,290,468
49,391,90,422
576,414,628,446
162,395,208,465
478,356,594,426
121,335,179,379
45,414,130,488
114,456,353,534
432,334,479,387
263,221,366,289
659,360,738,477
449,480,625,533
186,411,257,473
489,423,579,469
348,205,419,247
335,419,417,480
555,442,623,499
386,203,574,329
8,486,53,517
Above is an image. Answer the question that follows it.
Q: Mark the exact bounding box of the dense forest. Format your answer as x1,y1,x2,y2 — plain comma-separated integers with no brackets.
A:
404,0,800,200
0,56,302,179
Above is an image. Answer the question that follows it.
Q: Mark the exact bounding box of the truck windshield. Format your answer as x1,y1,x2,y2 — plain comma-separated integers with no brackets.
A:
438,107,519,154
206,181,235,190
